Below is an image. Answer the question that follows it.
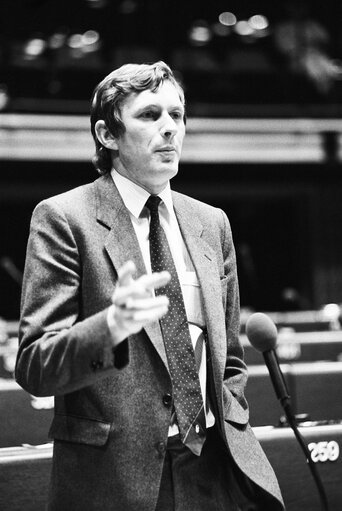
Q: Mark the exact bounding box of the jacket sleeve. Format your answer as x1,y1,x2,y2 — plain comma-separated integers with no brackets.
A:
15,199,128,398
219,208,249,413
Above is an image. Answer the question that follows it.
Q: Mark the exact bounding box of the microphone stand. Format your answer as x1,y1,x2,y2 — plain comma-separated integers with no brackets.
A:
264,350,329,511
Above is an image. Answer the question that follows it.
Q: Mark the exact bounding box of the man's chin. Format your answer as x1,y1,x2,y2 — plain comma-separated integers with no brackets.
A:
145,166,178,192
159,164,179,179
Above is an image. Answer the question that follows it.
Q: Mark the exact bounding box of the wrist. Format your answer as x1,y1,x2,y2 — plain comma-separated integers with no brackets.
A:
106,305,129,347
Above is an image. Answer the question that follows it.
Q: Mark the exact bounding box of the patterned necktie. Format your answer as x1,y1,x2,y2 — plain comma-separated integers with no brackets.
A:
145,195,206,456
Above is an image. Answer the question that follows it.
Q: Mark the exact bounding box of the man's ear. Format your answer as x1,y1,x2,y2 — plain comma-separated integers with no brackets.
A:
94,120,119,150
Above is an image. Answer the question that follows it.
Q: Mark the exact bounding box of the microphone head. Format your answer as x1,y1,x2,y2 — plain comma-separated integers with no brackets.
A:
245,312,278,352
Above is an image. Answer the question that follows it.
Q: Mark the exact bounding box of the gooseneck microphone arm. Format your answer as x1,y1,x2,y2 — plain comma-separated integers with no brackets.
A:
262,350,290,407
246,313,329,511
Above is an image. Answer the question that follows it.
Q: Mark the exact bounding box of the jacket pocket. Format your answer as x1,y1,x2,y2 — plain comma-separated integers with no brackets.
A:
49,413,111,446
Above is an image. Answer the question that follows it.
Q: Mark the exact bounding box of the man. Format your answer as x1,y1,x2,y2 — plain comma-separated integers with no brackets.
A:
16,61,284,510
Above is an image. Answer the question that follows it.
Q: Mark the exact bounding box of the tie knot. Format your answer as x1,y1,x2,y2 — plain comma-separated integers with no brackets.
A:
145,195,162,213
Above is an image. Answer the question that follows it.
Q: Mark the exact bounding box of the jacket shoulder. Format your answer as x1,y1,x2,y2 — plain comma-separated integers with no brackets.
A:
172,190,230,229
172,190,222,215
31,180,100,227
39,180,95,209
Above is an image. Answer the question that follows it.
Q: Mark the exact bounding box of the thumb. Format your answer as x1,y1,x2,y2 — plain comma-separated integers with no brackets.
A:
117,260,136,286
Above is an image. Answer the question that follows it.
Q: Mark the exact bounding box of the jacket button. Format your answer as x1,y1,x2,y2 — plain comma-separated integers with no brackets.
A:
156,441,166,455
91,360,103,370
162,393,172,407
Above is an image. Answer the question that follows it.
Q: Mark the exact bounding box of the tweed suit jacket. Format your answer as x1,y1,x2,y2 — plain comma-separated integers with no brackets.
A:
16,174,284,510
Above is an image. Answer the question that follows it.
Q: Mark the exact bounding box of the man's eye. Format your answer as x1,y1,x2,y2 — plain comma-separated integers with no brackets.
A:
141,111,157,119
171,112,183,121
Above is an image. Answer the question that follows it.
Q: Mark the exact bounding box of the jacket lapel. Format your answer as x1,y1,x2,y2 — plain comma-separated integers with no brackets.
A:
95,175,169,369
172,193,227,393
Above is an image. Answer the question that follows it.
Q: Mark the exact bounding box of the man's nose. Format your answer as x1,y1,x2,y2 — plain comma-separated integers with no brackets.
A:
160,114,177,138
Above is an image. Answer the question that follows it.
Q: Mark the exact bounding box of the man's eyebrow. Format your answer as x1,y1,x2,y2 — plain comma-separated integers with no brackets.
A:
135,103,184,113
138,103,159,109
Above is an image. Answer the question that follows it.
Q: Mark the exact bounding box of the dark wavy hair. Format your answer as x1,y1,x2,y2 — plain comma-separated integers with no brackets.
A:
90,61,185,175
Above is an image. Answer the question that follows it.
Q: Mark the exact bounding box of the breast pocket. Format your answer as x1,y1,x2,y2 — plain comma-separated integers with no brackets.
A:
181,271,205,326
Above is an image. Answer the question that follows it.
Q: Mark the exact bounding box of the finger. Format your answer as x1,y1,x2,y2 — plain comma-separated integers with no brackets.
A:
117,260,136,286
130,305,169,323
121,304,169,325
113,286,152,306
120,295,169,312
113,271,171,306
138,271,171,290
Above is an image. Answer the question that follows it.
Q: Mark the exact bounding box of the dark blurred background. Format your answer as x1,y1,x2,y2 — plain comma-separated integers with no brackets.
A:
1,0,342,319
2,0,342,115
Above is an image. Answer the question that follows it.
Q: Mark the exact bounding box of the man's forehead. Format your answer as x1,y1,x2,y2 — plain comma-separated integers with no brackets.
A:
122,82,184,110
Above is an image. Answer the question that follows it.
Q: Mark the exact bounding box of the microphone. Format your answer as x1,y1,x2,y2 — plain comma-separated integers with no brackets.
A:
246,312,290,408
246,312,329,511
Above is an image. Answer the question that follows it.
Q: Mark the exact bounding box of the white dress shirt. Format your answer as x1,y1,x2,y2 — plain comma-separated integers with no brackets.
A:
111,169,215,432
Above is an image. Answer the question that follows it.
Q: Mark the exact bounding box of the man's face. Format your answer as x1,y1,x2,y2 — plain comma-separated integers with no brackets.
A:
112,81,186,194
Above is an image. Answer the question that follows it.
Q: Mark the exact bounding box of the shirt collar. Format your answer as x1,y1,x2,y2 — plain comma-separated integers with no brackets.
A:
111,169,174,219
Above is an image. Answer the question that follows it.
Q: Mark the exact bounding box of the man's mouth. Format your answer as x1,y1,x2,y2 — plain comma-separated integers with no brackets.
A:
156,146,176,153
